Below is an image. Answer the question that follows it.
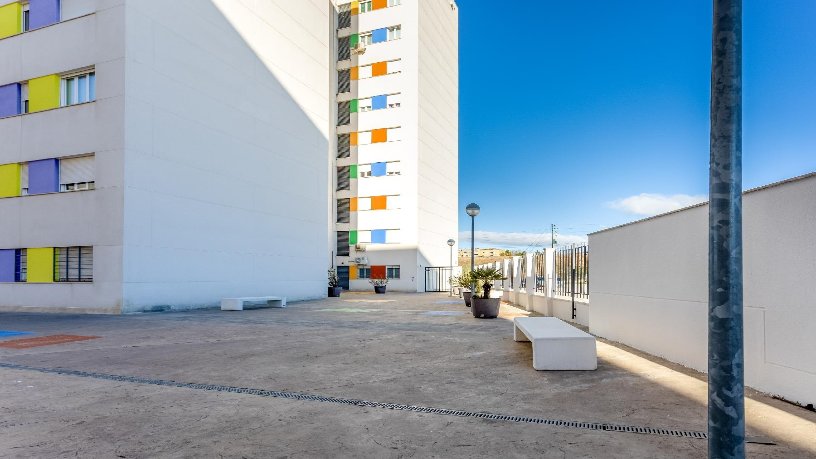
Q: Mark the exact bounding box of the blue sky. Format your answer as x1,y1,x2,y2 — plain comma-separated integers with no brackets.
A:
456,1,816,249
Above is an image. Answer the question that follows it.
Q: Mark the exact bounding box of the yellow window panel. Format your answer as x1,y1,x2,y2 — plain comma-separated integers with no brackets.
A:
350,265,358,280
0,163,21,198
0,3,22,39
27,247,55,283
28,74,61,113
350,1,360,15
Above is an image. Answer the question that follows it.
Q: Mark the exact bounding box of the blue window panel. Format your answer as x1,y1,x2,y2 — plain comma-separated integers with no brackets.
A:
372,95,387,110
371,162,386,177
371,28,387,43
371,229,386,244
0,83,21,118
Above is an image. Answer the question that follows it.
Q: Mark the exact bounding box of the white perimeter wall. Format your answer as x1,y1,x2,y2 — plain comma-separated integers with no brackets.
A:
589,173,816,406
120,0,331,311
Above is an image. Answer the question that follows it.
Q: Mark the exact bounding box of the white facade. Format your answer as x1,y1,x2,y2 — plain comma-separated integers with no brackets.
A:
0,0,333,312
0,0,459,312
588,173,816,406
333,0,459,292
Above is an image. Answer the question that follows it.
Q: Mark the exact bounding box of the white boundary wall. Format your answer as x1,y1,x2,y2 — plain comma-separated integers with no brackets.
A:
589,173,816,406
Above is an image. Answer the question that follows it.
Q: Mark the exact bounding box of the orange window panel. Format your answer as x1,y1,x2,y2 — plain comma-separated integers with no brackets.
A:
350,132,359,146
350,66,359,80
351,1,360,15
350,197,358,211
370,265,386,279
350,265,358,280
371,128,388,143
372,0,387,9
371,196,387,210
372,61,387,77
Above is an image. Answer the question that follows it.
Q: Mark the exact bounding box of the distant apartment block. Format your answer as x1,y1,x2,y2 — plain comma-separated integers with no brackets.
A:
0,0,458,312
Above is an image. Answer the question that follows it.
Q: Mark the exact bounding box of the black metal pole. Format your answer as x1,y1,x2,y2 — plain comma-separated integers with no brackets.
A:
470,216,475,273
709,0,744,457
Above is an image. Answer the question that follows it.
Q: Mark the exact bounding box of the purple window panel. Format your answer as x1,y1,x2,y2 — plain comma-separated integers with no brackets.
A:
0,250,15,282
0,84,21,118
29,0,61,30
28,159,60,195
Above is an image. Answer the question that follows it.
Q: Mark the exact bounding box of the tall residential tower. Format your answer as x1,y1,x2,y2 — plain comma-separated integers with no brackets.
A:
0,0,457,313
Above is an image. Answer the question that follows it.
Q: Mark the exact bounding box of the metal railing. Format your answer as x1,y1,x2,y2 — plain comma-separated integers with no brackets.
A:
553,244,589,299
533,252,547,293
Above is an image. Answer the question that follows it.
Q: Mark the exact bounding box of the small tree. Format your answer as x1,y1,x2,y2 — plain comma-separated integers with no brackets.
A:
328,268,340,287
470,268,506,299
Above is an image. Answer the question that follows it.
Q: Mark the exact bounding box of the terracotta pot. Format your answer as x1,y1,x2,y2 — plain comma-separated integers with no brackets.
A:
328,287,342,297
471,297,500,319
462,291,472,307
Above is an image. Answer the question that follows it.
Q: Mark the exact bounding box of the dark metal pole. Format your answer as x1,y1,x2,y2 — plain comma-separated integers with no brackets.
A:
709,0,744,457
470,216,475,273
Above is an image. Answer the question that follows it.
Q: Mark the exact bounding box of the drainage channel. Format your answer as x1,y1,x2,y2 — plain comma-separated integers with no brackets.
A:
1,361,706,440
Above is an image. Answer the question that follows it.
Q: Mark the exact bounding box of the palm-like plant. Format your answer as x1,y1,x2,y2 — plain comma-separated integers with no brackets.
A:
470,267,506,299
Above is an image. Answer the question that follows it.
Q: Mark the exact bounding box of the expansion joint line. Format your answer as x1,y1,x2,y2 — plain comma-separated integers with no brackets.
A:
0,362,707,440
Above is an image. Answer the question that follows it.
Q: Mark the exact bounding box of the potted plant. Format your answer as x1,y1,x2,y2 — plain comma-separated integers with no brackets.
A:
328,268,342,297
453,271,475,307
470,268,505,319
370,277,388,294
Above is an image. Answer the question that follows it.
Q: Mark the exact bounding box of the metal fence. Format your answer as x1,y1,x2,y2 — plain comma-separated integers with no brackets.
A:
533,252,547,293
518,255,527,289
553,245,589,299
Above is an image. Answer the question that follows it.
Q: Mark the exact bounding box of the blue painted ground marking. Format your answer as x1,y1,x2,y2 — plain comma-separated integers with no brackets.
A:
0,331,32,338
422,311,466,317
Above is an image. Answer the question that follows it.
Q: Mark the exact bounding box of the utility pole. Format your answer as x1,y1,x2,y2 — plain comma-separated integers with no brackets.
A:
708,0,744,457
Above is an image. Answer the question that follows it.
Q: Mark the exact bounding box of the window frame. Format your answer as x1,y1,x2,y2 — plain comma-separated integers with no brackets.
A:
387,266,400,279
54,246,93,283
60,69,96,107
359,1,373,13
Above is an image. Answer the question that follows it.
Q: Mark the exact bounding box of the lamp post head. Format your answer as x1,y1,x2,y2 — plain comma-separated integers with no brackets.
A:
465,203,480,217
447,239,455,247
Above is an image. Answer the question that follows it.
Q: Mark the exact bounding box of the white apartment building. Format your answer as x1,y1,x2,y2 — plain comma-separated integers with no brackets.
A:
333,0,459,292
0,0,458,313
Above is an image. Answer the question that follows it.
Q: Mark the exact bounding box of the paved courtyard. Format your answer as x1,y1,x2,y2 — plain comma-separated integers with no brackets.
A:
1,293,814,458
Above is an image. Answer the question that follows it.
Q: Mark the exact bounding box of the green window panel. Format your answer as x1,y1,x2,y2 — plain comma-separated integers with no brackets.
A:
349,34,359,48
350,99,358,113
349,164,358,179
349,230,358,245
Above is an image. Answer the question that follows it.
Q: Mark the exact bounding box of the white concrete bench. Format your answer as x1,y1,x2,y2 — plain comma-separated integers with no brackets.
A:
513,317,597,370
221,296,286,311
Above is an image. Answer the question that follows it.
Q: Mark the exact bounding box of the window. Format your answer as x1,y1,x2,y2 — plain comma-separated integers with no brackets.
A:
21,83,29,113
60,155,95,192
22,4,30,32
358,267,371,279
15,249,26,282
358,97,373,112
388,0,401,6
387,266,400,279
387,26,401,41
337,199,350,223
360,1,373,13
54,246,93,282
61,71,95,107
20,163,28,196
337,231,350,256
359,32,373,46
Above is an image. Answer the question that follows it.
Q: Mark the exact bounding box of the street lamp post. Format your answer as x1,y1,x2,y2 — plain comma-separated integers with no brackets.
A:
465,204,480,293
447,238,455,296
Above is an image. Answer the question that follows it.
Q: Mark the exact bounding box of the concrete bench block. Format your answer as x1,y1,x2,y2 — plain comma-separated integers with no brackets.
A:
514,317,597,370
221,296,286,311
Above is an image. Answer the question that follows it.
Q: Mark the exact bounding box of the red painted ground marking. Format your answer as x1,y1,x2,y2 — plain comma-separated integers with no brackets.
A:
0,335,100,349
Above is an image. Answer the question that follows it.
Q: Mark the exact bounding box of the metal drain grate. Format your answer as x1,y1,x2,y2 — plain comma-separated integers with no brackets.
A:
0,362,707,440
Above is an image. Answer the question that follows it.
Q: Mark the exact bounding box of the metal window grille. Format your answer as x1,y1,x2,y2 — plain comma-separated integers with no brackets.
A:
338,5,351,29
387,266,400,279
338,37,350,61
534,252,547,293
336,232,350,257
337,134,350,158
337,166,350,190
359,267,371,279
519,255,527,289
337,199,350,223
338,69,351,93
337,101,351,126
54,246,93,282
553,245,589,299
14,249,27,282
509,261,514,289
